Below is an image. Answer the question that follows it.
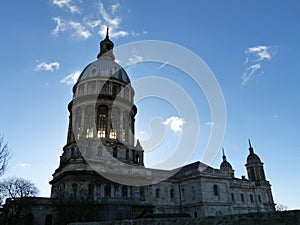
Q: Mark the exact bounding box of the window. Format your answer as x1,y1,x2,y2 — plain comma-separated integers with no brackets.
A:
250,194,254,202
241,193,245,202
231,193,235,202
97,106,108,138
213,184,219,196
194,212,198,218
113,147,117,158
135,154,140,164
112,85,119,97
170,189,175,199
140,187,145,201
126,150,129,160
122,129,126,141
72,183,77,198
191,186,195,199
88,184,94,198
109,128,117,139
86,128,93,138
44,214,53,225
258,195,262,203
155,188,160,198
104,185,111,197
122,186,128,198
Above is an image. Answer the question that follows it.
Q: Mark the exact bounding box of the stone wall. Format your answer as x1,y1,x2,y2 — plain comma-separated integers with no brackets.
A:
69,210,300,225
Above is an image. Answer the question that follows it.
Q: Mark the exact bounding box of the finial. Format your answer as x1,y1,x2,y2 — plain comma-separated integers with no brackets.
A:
106,26,109,39
248,138,254,154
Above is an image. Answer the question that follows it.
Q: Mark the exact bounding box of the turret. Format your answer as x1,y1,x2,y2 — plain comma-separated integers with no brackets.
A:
220,148,234,177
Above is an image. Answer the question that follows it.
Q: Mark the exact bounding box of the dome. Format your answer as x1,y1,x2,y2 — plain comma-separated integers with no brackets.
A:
246,153,262,164
76,58,131,84
220,160,233,170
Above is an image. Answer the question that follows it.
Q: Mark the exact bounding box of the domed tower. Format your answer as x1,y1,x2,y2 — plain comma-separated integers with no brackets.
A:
245,139,266,181
50,28,144,200
220,148,234,177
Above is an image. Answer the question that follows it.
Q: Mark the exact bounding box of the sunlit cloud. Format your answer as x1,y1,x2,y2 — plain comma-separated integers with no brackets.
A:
242,45,276,86
34,61,60,72
163,116,185,133
52,0,81,14
52,17,91,40
60,71,81,85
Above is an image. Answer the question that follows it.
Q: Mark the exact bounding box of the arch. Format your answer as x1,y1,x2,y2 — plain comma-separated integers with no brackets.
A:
122,185,128,198
241,193,245,202
104,184,111,197
155,188,160,198
250,194,254,202
140,187,145,201
170,189,175,199
44,214,53,225
88,184,95,198
72,183,77,198
97,105,108,138
213,184,219,196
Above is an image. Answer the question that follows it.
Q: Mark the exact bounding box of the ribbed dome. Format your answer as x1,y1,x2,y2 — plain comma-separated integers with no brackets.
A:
76,58,130,84
246,153,262,164
220,160,233,170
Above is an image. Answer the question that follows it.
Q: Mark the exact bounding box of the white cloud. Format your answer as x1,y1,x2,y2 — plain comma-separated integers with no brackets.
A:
18,161,31,168
60,71,81,85
163,116,185,133
52,17,91,40
241,45,276,86
34,61,60,72
52,1,132,40
52,0,81,14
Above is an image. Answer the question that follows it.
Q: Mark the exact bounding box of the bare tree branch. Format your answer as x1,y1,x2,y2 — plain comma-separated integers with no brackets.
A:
0,134,10,176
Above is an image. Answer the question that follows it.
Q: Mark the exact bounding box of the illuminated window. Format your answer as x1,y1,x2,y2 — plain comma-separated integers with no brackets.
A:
77,127,81,140
86,128,93,138
122,129,126,141
97,106,108,138
109,129,117,139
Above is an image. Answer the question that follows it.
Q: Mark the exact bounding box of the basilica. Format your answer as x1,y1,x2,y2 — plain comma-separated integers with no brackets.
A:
1,30,275,225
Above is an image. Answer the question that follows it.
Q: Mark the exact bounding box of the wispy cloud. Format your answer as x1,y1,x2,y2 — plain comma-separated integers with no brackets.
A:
51,1,135,40
34,61,60,72
127,47,143,64
242,45,276,86
52,0,81,14
60,71,81,85
52,17,91,39
163,116,185,133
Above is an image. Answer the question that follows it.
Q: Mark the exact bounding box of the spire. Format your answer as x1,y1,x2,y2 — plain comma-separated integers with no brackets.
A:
248,138,254,154
97,26,115,60
106,26,109,39
222,147,227,161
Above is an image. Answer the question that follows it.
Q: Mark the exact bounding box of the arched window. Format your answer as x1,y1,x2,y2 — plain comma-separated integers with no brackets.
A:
213,184,219,196
113,147,117,158
250,194,254,202
194,212,198,218
231,193,235,202
85,106,94,138
241,193,245,202
170,189,175,199
258,194,262,203
135,154,140,164
72,183,77,198
112,85,120,97
74,108,82,140
104,185,111,197
97,106,108,138
122,186,128,198
140,187,145,201
155,188,160,198
88,184,94,198
44,214,53,225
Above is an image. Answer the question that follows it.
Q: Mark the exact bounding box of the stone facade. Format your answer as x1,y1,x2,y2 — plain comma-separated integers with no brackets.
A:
0,30,275,225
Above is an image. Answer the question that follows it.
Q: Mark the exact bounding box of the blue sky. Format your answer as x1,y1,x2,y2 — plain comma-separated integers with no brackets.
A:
0,0,300,209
